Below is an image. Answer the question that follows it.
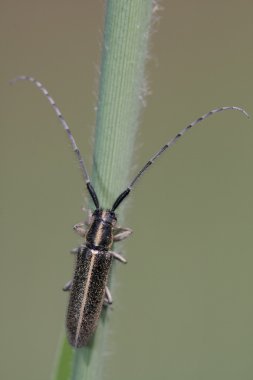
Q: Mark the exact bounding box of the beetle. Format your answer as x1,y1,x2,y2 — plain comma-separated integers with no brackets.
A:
11,75,248,347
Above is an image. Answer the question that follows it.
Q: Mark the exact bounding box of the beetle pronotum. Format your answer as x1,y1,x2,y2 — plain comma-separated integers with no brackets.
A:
11,75,248,347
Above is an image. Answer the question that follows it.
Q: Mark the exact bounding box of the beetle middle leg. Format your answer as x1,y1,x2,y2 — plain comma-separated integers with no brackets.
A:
63,246,86,291
63,280,72,292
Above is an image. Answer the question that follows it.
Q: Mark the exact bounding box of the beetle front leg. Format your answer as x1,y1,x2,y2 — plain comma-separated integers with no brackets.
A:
73,223,86,237
113,227,132,242
73,210,93,237
84,209,93,225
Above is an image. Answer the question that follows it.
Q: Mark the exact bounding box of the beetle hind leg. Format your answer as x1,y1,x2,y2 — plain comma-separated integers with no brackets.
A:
104,286,113,306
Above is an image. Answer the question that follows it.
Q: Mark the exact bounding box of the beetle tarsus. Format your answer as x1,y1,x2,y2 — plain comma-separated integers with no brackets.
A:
63,280,72,291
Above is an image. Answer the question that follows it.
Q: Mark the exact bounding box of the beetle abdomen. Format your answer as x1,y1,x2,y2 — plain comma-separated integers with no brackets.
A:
66,248,112,347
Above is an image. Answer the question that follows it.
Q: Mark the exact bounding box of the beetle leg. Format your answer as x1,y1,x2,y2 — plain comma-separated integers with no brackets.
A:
70,247,79,254
73,209,93,236
104,286,113,305
73,223,86,237
70,245,85,254
63,280,72,291
110,251,127,264
82,209,93,226
86,209,93,225
113,227,132,242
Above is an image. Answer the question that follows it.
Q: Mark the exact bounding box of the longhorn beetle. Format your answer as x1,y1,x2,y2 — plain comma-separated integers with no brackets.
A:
11,76,248,348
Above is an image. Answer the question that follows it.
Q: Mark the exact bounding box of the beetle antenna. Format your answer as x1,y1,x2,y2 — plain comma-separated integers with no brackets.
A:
10,75,100,209
111,106,249,211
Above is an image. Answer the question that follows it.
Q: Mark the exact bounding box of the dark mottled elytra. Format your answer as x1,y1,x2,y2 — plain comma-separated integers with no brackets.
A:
11,75,249,347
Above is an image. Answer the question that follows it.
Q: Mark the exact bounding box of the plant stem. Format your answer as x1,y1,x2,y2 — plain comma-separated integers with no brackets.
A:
53,1,154,379
92,0,154,209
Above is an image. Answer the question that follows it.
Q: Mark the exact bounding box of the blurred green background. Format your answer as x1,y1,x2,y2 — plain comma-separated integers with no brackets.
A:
1,1,253,379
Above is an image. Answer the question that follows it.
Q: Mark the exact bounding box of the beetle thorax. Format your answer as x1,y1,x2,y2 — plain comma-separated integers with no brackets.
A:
85,209,117,251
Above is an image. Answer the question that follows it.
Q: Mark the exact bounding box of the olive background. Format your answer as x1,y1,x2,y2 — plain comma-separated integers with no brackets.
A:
1,1,253,379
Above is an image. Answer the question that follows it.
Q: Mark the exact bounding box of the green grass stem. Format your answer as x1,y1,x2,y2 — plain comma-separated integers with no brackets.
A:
53,1,154,379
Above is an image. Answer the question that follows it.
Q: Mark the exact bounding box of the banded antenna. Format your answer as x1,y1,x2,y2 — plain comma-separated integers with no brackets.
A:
10,76,100,210
111,106,249,211
11,76,249,213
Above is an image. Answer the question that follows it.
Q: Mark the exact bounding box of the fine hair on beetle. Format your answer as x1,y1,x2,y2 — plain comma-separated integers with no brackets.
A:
11,75,249,347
